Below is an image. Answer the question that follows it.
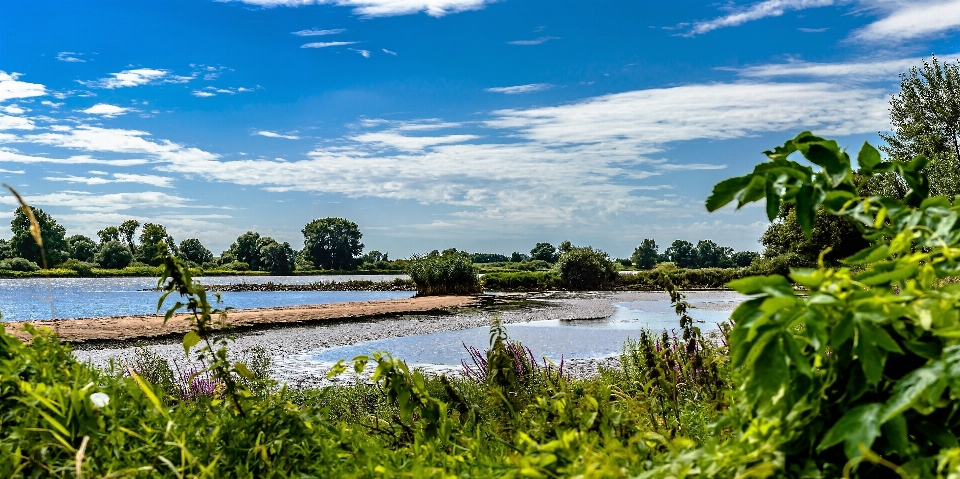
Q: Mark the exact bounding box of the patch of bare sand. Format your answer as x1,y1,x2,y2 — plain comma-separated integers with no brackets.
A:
4,295,477,343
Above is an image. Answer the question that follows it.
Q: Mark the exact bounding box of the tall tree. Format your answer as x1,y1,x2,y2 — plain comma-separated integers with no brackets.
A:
760,204,869,267
631,239,660,270
178,238,213,265
260,239,295,275
694,240,734,268
97,226,121,244
229,232,262,270
118,220,140,252
529,242,558,262
665,240,697,268
880,55,960,198
302,218,364,270
10,206,69,266
137,223,175,266
67,234,98,262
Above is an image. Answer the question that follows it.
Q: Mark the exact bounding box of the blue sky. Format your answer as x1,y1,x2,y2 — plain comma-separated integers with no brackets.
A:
1,0,959,258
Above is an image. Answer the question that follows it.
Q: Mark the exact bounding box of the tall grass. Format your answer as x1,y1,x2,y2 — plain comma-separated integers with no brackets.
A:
407,250,480,295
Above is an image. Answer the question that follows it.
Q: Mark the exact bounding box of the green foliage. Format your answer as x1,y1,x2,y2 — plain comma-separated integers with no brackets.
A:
10,205,68,266
258,238,295,274
482,271,559,291
554,245,617,290
529,242,558,262
178,237,213,265
408,249,480,295
95,240,133,269
229,231,263,270
759,203,869,268
632,238,660,269
60,259,95,276
118,219,140,252
302,217,364,270
136,223,175,266
0,256,40,271
96,226,120,244
470,252,510,263
66,234,97,262
665,239,697,268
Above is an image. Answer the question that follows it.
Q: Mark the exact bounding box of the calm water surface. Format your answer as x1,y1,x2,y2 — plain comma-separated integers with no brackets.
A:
0,275,411,321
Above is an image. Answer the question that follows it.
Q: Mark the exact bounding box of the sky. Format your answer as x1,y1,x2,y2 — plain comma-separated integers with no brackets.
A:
1,0,959,259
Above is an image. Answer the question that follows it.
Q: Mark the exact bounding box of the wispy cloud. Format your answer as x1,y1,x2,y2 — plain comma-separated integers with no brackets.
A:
351,131,480,151
56,52,85,63
292,28,346,36
0,169,24,174
507,36,560,45
0,71,47,102
0,191,192,212
351,48,372,58
224,0,492,17
852,0,960,43
255,130,301,140
0,147,149,166
382,48,398,55
41,101,63,108
735,53,960,80
44,173,175,188
301,41,359,48
485,83,554,94
192,86,256,97
80,103,130,117
798,27,828,32
1,105,25,115
80,68,193,89
0,114,36,130
687,0,835,36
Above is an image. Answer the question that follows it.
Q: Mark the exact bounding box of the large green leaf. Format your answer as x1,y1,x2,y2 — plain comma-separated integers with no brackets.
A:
882,362,945,423
857,142,881,169
706,175,752,212
817,403,883,459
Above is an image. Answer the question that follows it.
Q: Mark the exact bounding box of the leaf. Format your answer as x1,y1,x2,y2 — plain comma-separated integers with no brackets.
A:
739,175,768,207
233,362,255,380
803,142,845,173
706,175,752,212
817,403,883,459
857,142,881,169
882,362,945,423
182,331,201,356
765,182,782,221
727,275,794,296
844,244,890,265
856,263,919,286
795,185,816,238
881,414,909,456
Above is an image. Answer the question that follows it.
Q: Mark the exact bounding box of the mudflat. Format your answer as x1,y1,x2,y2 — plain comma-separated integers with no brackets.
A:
3,295,477,343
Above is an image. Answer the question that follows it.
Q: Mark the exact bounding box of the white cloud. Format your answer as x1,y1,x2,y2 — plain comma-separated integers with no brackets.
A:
352,49,372,58
798,27,828,32
81,68,192,89
292,28,346,36
656,163,727,171
485,83,554,94
44,173,175,188
0,114,36,130
852,0,960,42
0,169,24,174
301,41,358,48
0,191,193,212
226,0,491,17
0,147,149,166
1,105,25,115
688,0,835,36
507,36,560,45
193,86,255,97
736,53,960,80
80,103,130,117
41,101,64,108
255,130,301,140
352,131,480,151
192,91,216,97
0,71,46,102
382,48,398,55
56,52,85,63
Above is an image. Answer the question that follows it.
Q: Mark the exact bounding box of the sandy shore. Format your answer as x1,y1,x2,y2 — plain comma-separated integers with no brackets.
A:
4,295,477,343
68,290,744,384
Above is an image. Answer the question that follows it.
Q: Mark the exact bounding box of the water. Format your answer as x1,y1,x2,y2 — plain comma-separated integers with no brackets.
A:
309,298,737,368
0,275,412,321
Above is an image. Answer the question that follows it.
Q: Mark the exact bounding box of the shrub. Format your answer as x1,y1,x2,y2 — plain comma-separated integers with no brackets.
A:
408,250,479,295
0,257,40,271
60,258,95,276
95,240,133,269
221,260,250,271
481,271,559,291
554,246,617,290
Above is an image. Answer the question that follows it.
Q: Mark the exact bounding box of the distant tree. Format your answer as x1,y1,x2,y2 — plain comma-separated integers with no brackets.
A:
260,240,295,275
360,250,388,265
0,239,12,260
118,220,140,252
510,252,530,262
694,240,734,268
97,226,121,244
558,240,573,254
880,55,960,198
302,218,364,270
665,240,697,269
529,242,558,263
760,204,869,267
137,223,175,266
10,206,69,266
631,239,660,270
731,251,760,268
67,234,98,262
470,252,510,263
96,240,133,269
178,238,213,265
555,246,617,290
229,232,263,270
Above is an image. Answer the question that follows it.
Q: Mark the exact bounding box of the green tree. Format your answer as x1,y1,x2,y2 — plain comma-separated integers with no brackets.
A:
529,242,558,263
118,220,140,252
260,240,295,275
230,232,262,270
95,240,133,269
631,239,660,270
555,246,617,290
0,239,13,261
759,203,869,269
664,240,696,269
730,250,759,267
97,226,120,244
137,223,175,266
10,206,68,266
302,218,364,270
880,55,960,198
694,240,734,268
178,238,213,265
67,234,98,262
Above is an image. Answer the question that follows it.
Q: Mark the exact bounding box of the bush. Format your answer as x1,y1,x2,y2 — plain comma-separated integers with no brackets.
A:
60,258,95,276
408,250,479,296
221,260,250,271
554,246,617,290
95,240,133,269
481,271,559,291
0,257,40,271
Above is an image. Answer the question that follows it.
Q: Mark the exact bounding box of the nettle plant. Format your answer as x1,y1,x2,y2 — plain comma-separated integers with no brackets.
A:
696,132,960,476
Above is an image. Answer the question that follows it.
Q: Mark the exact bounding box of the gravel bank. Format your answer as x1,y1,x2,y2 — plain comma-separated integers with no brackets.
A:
72,290,740,384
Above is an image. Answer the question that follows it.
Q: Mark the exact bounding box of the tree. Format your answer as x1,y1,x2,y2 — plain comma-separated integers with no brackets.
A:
631,239,660,270
118,220,140,252
10,206,69,266
880,55,960,198
137,223,175,266
230,232,262,270
470,252,509,263
67,235,98,262
529,242,558,263
558,240,573,254
0,239,12,260
302,218,364,270
760,203,869,268
260,240,295,275
555,246,617,290
510,252,529,262
694,240,734,268
730,251,760,268
178,238,213,265
97,226,120,244
95,240,133,269
664,240,697,269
